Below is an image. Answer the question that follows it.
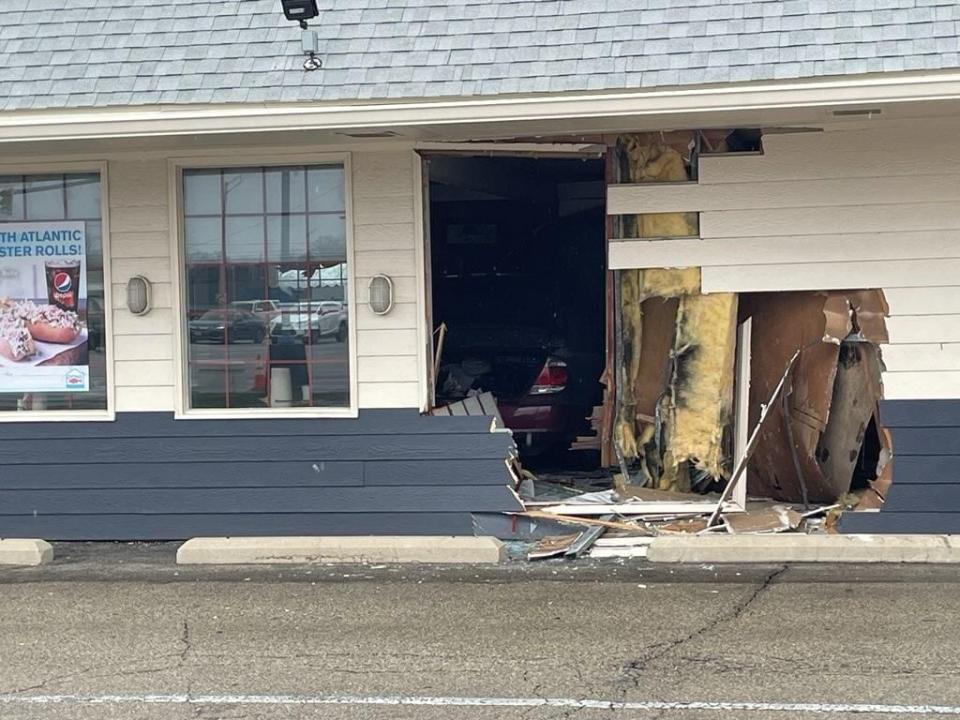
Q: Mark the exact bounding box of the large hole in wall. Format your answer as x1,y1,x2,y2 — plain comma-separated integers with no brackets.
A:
613,282,891,507
426,154,607,472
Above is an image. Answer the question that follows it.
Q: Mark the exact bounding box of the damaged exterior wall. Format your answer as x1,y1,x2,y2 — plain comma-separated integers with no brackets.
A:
740,291,888,503
611,135,737,492
607,117,960,529
608,117,960,401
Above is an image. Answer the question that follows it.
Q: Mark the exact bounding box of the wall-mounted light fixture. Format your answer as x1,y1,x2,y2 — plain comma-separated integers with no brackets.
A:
368,274,394,315
279,0,322,70
126,275,152,316
280,0,318,22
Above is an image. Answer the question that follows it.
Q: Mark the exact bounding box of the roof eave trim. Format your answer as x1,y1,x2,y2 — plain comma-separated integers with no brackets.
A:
2,71,960,142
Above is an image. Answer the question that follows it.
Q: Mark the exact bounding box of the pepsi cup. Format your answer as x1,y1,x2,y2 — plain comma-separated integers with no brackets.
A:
45,259,81,312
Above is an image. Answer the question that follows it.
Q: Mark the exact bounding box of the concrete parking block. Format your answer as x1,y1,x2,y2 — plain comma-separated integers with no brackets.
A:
0,539,54,566
648,534,959,564
177,536,506,565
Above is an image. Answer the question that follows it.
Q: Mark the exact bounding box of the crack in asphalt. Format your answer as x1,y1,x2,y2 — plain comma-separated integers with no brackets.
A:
620,565,787,684
8,665,98,696
179,619,192,662
6,618,195,698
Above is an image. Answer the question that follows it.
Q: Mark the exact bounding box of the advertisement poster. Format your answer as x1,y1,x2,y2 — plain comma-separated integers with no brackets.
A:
0,222,89,392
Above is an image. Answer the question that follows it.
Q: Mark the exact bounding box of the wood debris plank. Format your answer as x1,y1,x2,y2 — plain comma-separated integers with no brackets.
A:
589,545,650,559
512,510,647,533
537,501,716,517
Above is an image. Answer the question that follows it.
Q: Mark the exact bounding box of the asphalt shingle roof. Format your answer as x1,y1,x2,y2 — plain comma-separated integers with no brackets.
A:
1,0,959,111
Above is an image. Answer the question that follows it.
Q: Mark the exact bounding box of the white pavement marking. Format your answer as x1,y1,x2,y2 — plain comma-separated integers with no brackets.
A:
0,694,959,715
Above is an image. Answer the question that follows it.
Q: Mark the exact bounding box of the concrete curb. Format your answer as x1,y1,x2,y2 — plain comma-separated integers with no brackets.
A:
0,539,54,566
647,534,960,564
177,536,506,565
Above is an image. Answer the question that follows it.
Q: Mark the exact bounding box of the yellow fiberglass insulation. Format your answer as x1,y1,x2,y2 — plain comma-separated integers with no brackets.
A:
616,267,702,474
659,291,738,491
640,267,700,297
619,135,699,239
615,269,644,460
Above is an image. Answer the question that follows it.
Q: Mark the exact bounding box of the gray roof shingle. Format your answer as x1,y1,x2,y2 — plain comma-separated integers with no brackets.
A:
1,0,959,111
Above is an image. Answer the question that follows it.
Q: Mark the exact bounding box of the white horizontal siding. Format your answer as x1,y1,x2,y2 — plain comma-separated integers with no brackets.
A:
608,175,960,214
883,344,960,372
354,222,417,251
886,315,960,344
108,231,170,259
358,382,421,408
699,121,960,183
112,308,174,336
115,360,174,387
609,231,960,269
114,385,175,412
111,257,171,284
351,151,423,408
357,329,419,357
358,355,420,381
609,119,960,400
354,302,418,331
108,158,176,412
883,286,960,316
701,203,960,239
113,334,174,361
883,372,960,400
355,248,418,277
882,285,960,399
700,259,960,294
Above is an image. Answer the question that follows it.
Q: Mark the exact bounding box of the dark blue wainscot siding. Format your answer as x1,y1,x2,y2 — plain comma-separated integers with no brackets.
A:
0,410,520,540
841,399,960,534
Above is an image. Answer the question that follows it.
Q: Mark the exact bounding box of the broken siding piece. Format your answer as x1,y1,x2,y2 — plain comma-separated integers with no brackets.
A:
741,290,889,504
538,501,717,517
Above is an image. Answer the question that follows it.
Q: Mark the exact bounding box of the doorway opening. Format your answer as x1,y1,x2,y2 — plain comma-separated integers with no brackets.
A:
425,153,607,473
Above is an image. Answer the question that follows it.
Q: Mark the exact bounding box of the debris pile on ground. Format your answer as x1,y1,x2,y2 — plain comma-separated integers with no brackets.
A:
516,478,841,560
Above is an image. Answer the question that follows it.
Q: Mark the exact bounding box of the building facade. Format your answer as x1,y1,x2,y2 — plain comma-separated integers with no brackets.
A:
1,0,959,538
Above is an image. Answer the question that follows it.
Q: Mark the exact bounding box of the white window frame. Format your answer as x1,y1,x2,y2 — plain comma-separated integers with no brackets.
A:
0,159,115,423
169,152,359,420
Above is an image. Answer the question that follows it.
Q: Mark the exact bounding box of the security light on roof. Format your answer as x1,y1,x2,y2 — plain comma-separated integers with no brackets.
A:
280,0,318,23
279,0,323,71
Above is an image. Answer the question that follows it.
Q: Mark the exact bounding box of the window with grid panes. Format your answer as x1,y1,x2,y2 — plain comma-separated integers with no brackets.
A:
182,165,350,409
0,173,107,412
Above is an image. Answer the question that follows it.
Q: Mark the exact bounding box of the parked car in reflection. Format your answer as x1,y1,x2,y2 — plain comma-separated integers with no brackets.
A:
230,300,282,333
277,301,348,343
189,309,268,344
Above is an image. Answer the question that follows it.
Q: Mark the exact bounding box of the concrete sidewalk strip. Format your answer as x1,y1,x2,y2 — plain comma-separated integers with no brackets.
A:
648,534,960,564
0,539,53,566
176,536,506,565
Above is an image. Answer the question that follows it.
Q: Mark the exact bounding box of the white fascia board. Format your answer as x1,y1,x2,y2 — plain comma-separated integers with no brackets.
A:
2,71,960,142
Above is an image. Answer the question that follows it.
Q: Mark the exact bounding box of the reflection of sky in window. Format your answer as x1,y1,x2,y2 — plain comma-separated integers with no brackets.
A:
307,168,344,212
0,174,101,222
224,171,263,215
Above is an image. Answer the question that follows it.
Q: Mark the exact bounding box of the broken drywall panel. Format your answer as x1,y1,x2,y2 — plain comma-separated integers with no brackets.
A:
741,290,889,504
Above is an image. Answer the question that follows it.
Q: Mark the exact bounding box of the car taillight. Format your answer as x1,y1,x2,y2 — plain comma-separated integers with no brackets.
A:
530,358,567,395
